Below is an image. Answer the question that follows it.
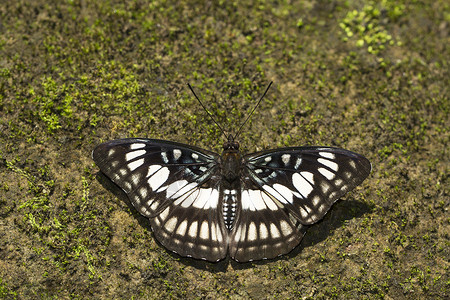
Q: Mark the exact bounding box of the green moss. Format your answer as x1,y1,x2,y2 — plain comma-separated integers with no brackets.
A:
339,1,404,55
0,278,17,299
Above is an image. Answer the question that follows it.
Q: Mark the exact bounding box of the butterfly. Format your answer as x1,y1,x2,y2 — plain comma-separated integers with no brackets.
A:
92,82,371,262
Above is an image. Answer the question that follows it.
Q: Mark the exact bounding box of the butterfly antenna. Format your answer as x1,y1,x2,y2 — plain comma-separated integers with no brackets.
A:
233,81,273,140
187,83,228,140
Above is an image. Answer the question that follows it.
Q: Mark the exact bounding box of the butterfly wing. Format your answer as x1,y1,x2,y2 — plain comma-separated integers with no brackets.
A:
229,178,306,262
92,138,228,261
229,147,371,261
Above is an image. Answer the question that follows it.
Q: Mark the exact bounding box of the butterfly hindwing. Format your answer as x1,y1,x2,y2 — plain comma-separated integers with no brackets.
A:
243,147,372,225
92,138,228,261
228,179,306,262
148,176,228,261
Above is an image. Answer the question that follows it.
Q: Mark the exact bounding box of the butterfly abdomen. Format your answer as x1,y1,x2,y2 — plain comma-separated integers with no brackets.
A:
222,188,238,231
220,150,242,231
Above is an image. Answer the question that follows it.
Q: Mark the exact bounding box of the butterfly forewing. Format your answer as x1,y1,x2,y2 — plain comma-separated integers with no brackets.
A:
243,147,372,225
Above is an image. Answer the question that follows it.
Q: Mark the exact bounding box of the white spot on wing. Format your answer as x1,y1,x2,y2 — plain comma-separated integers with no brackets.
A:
209,189,219,209
264,156,272,162
318,167,335,180
183,189,203,208
318,204,326,213
108,149,116,157
210,222,218,242
318,158,338,171
272,184,294,204
191,188,219,209
299,207,309,218
124,181,132,191
165,180,186,198
261,192,279,211
250,190,266,210
319,152,335,159
188,221,198,238
148,167,169,191
199,221,209,239
161,152,168,163
169,181,198,200
247,222,257,241
128,158,144,171
281,154,291,165
242,190,267,211
233,225,243,242
173,149,182,160
149,199,159,211
153,214,160,225
262,185,288,204
279,220,293,236
241,190,253,210
147,165,162,177
165,217,178,233
295,158,302,169
174,189,196,207
126,150,146,161
349,159,356,169
192,153,199,160
270,223,281,239
312,196,321,207
159,206,170,221
259,223,269,239
130,143,146,150
139,187,148,199
292,172,314,198
129,172,141,186
321,182,331,194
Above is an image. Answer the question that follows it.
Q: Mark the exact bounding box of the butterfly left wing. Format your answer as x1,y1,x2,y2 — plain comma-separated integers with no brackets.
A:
229,147,371,261
92,138,229,261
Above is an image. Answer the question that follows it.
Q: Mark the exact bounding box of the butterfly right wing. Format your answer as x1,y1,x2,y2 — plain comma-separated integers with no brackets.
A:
92,138,228,261
229,146,371,262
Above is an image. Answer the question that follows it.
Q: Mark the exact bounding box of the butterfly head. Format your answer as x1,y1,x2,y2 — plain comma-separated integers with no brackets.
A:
223,134,239,152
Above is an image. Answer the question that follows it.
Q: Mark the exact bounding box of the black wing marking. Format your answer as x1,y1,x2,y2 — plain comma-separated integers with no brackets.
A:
92,138,228,261
243,147,371,225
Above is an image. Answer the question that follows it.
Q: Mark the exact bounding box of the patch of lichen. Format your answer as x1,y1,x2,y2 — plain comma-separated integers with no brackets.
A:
0,0,448,298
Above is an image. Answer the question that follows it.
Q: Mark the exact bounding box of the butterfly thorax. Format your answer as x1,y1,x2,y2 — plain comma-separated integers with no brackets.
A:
221,135,241,183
